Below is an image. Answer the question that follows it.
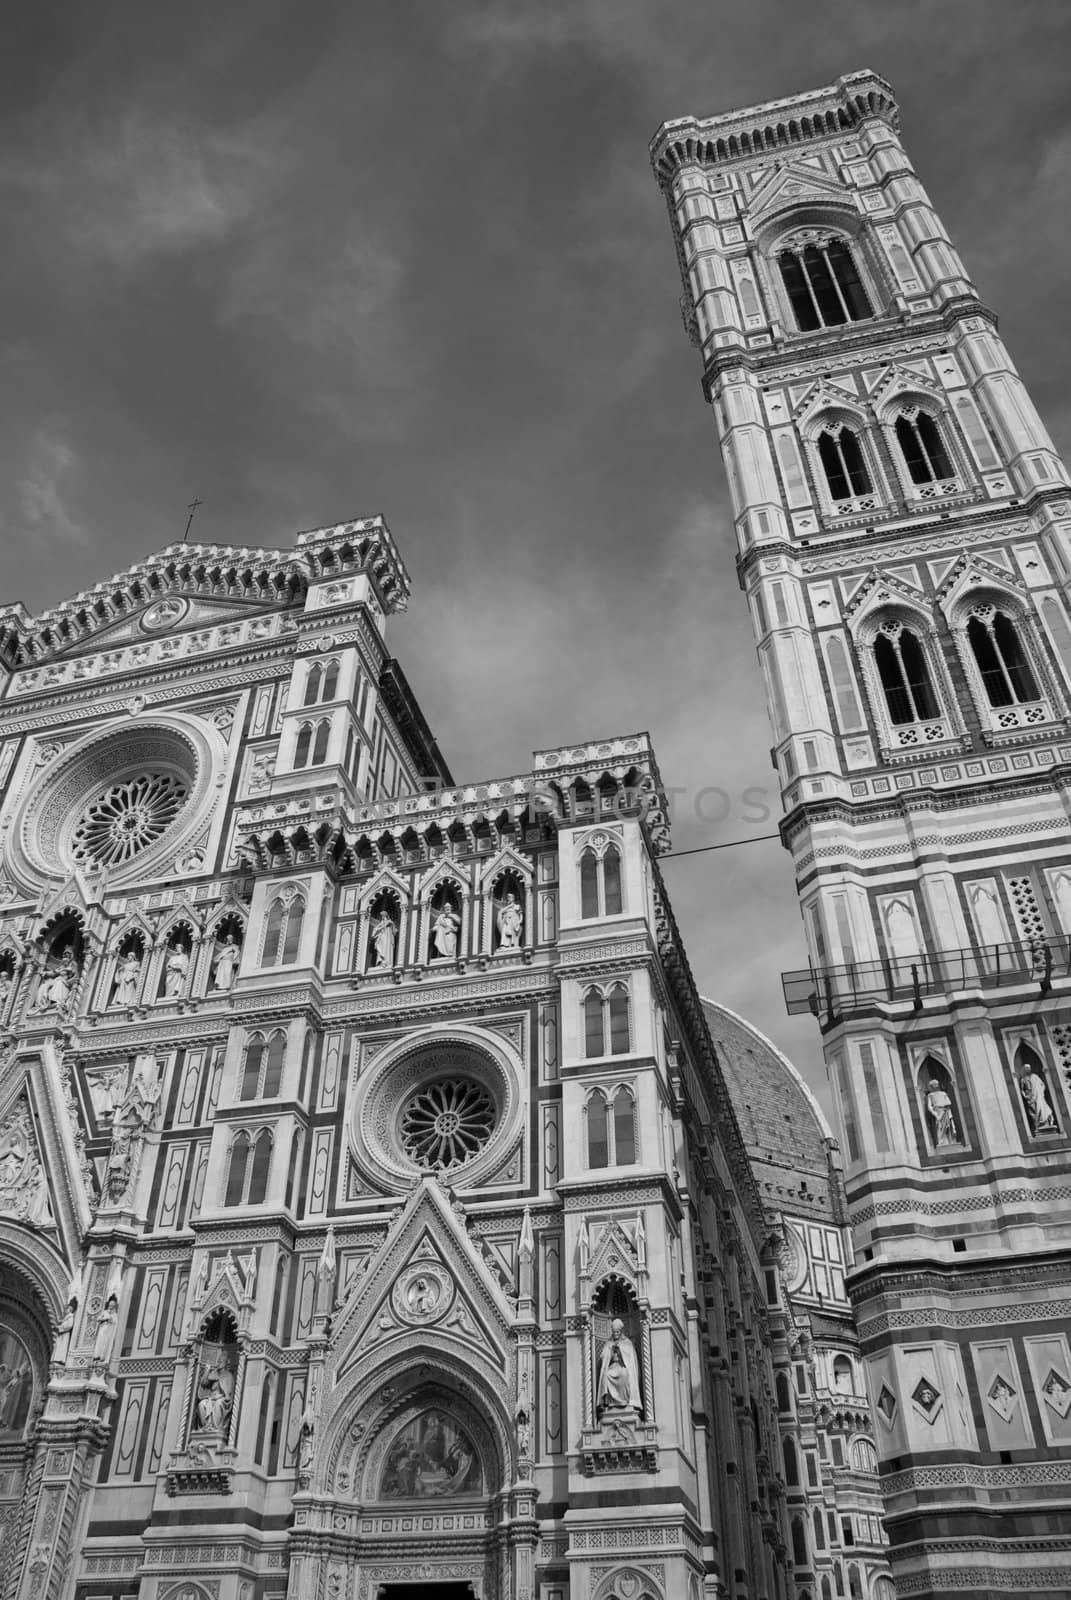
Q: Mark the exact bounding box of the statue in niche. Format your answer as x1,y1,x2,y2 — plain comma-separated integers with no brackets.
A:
0,1101,53,1227
0,968,12,1010
431,902,461,959
1020,1065,1058,1135
596,1317,642,1415
112,949,142,1008
0,1345,30,1433
370,909,397,969
194,1338,237,1433
93,1290,119,1367
924,1077,959,1147
496,891,523,950
210,930,241,991
35,947,79,1015
380,1410,480,1499
122,1055,161,1131
87,1066,128,1124
163,941,190,998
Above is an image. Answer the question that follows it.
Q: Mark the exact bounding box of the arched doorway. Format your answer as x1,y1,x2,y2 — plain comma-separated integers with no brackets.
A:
290,1361,527,1600
0,1256,52,1580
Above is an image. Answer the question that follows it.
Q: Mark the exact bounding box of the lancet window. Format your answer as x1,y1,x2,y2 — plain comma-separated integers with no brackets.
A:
894,409,954,484
966,605,1039,707
583,983,631,1058
263,893,305,967
224,1128,273,1206
816,426,871,500
579,843,623,919
873,620,940,725
294,720,331,769
585,1085,637,1168
240,1030,286,1100
303,659,340,707
777,238,872,331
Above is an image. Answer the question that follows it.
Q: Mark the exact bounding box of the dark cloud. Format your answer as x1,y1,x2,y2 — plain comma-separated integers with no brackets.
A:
4,0,1070,1113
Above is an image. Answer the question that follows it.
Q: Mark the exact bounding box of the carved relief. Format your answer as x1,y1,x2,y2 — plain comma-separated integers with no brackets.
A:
0,1097,53,1227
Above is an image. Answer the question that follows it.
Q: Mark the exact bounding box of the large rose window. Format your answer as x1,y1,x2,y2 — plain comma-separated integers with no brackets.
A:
399,1077,496,1172
70,773,189,867
14,718,217,887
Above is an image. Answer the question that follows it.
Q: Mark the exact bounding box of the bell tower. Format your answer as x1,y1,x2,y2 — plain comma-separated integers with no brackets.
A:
652,71,1071,1599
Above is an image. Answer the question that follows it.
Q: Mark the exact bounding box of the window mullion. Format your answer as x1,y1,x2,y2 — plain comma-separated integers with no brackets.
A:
989,621,1019,704
800,254,823,327
822,246,851,323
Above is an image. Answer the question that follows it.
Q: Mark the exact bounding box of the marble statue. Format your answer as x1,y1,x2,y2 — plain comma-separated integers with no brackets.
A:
112,950,141,1008
0,969,12,1010
211,932,241,992
35,948,79,1014
371,910,397,969
925,1080,959,1147
0,1101,53,1227
164,945,190,998
496,892,523,950
195,1356,234,1432
432,904,461,959
1020,1067,1057,1135
596,1318,641,1414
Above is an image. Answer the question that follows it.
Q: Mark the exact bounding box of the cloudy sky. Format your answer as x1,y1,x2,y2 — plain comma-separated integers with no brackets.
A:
4,1,1071,1113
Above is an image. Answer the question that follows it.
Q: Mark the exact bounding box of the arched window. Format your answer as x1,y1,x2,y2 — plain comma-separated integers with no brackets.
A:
873,621,939,724
585,1085,637,1168
833,1355,853,1394
248,1129,273,1204
850,1437,878,1473
240,1036,265,1100
895,410,953,484
847,1565,862,1600
586,1090,609,1168
813,1507,826,1549
612,1087,636,1164
311,720,331,765
817,427,871,501
966,606,1039,706
784,1436,800,1486
303,664,323,707
263,1031,286,1096
224,1131,250,1206
778,238,872,331
777,1373,793,1413
791,1515,808,1565
294,724,313,768
584,989,605,1058
608,984,630,1055
304,660,340,705
579,843,624,919
263,894,305,968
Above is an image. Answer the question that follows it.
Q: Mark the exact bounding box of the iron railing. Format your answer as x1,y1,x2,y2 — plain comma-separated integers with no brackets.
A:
782,935,1071,1020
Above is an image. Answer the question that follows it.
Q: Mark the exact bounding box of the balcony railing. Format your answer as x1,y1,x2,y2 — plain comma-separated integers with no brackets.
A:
782,935,1071,1019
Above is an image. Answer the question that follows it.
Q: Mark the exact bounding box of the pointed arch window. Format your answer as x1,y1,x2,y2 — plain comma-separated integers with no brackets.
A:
895,410,954,484
583,983,631,1058
263,894,305,968
817,426,871,500
584,1084,637,1168
966,605,1039,706
312,720,331,765
579,843,624,919
294,724,313,768
240,1030,286,1100
778,238,872,331
304,660,340,706
873,620,939,724
224,1131,250,1206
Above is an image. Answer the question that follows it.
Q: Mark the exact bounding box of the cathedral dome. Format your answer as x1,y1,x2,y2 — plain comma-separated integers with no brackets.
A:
701,997,837,1207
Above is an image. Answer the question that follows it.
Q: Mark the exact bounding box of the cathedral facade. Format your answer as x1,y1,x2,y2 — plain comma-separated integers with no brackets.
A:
652,68,1071,1599
0,523,889,1600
